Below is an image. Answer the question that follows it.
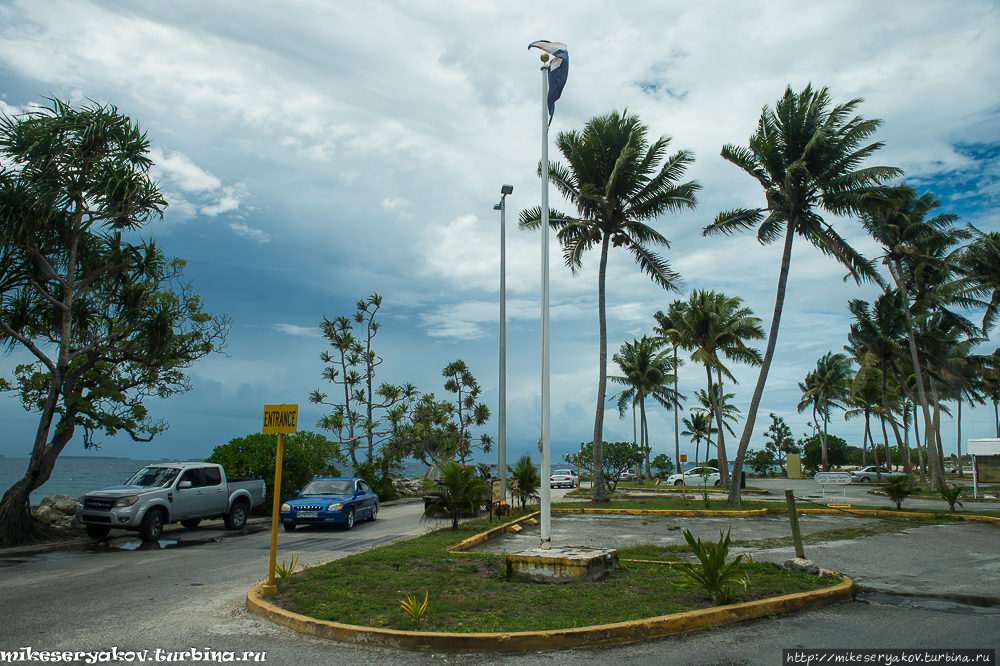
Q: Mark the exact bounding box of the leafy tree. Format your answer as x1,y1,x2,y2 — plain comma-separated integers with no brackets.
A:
762,413,797,465
565,441,645,492
520,110,699,503
884,475,916,510
441,359,492,463
0,99,229,547
421,459,489,530
704,84,900,505
610,335,680,482
508,454,540,510
746,448,777,476
651,453,675,476
799,434,852,472
205,432,346,513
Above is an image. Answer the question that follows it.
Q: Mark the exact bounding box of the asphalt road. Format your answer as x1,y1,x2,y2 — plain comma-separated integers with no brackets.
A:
0,488,997,665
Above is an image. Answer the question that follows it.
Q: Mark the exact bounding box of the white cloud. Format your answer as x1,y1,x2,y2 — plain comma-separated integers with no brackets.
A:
229,221,271,243
149,147,221,193
273,324,320,338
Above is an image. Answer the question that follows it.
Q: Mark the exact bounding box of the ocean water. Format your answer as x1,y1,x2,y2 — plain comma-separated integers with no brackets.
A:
0,456,431,504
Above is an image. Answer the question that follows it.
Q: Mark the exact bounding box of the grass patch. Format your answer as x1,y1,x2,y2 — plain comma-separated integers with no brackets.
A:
271,514,837,633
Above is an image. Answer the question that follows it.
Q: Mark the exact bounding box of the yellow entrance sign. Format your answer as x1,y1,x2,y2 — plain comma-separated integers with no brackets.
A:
262,404,298,434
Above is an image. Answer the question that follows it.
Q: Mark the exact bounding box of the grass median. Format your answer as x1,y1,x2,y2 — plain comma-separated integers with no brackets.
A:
270,511,840,634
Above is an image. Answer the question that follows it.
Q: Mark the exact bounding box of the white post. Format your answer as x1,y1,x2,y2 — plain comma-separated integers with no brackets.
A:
499,193,507,503
539,58,551,545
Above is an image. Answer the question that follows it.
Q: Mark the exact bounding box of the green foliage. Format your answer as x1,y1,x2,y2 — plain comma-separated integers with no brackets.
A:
562,441,645,491
651,454,675,475
421,459,490,530
353,457,401,501
508,454,540,509
884,475,916,509
670,528,748,605
441,360,492,463
937,484,965,512
746,448,776,476
800,434,852,472
763,413,798,463
205,431,346,512
275,553,300,591
399,590,429,621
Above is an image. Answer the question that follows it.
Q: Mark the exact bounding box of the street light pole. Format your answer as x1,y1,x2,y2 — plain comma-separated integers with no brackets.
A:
495,185,513,504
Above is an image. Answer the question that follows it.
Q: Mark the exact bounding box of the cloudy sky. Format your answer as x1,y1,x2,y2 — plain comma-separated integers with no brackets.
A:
1,1,998,469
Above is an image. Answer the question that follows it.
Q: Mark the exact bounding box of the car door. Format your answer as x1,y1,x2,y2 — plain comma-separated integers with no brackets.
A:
172,468,203,520
358,480,375,518
198,466,228,517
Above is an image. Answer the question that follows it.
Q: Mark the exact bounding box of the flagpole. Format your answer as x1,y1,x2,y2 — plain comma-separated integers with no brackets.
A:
539,54,551,547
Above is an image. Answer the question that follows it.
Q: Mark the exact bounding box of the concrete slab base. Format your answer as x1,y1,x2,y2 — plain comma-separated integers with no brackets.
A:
506,546,618,583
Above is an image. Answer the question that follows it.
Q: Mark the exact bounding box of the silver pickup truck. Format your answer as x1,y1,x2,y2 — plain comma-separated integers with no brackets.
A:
76,462,266,542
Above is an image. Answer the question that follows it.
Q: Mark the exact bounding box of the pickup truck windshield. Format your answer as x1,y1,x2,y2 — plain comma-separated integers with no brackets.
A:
301,480,353,495
125,467,181,488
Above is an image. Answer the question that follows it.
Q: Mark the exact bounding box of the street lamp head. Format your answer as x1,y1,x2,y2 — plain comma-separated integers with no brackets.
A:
501,185,513,195
494,203,501,210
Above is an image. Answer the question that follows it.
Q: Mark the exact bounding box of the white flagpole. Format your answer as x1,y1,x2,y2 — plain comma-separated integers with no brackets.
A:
539,55,551,546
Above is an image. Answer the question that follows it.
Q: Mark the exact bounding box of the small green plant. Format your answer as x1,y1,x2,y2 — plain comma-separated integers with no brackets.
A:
275,553,301,590
884,475,916,510
938,484,965,512
671,528,748,606
400,590,429,621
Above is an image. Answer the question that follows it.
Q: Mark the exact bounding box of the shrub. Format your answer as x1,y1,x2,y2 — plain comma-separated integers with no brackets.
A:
937,484,964,512
671,528,748,605
884,475,915,509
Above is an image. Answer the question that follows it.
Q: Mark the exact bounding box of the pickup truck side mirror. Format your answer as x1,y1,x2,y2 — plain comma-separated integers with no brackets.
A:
293,490,300,497
178,480,192,489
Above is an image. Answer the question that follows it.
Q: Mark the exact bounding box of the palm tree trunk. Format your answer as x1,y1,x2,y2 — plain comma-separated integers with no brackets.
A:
956,398,963,478
821,401,830,472
591,235,612,503
913,404,927,482
930,377,948,482
862,409,871,467
673,344,680,475
874,414,884,474
728,221,796,506
642,399,652,481
706,365,729,488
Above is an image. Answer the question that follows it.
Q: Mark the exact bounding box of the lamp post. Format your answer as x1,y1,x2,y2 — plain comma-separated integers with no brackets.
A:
495,185,513,503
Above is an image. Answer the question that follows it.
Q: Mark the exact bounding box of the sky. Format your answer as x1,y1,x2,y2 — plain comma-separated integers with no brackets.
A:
0,1,999,470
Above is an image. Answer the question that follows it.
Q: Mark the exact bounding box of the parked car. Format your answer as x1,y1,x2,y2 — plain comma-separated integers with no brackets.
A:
615,470,637,482
549,469,578,488
849,466,906,483
279,478,378,531
665,467,722,486
77,463,266,542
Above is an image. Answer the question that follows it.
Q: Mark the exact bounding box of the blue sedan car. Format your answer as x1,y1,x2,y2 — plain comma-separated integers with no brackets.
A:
279,478,378,531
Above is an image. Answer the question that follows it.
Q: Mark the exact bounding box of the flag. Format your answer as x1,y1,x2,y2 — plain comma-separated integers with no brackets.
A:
528,40,568,125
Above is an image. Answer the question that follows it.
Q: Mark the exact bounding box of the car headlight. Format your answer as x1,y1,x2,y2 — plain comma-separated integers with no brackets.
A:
327,503,343,511
280,503,290,512
113,496,138,507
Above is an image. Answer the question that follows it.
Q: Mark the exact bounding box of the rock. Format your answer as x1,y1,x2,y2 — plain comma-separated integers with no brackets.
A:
393,478,426,497
507,524,523,534
33,504,57,524
40,494,79,516
524,518,538,526
784,558,820,575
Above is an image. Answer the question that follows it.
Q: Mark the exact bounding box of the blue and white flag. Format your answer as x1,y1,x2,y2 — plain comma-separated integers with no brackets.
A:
528,40,568,125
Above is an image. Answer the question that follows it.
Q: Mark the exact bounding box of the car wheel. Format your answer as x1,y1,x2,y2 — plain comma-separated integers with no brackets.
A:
180,519,201,529
343,507,355,530
224,501,248,531
861,476,871,483
86,524,111,539
139,509,165,542
282,523,297,532
674,479,683,486
368,503,378,521
715,479,722,486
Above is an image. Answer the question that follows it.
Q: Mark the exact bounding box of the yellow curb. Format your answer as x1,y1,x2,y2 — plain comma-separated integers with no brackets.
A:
445,512,540,553
552,507,770,517
246,572,852,652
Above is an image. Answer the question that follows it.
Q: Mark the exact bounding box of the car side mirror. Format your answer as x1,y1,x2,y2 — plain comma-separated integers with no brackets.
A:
178,480,192,489
293,490,300,497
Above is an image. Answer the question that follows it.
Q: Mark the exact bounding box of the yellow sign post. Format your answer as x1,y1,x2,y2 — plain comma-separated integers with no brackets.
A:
260,404,298,597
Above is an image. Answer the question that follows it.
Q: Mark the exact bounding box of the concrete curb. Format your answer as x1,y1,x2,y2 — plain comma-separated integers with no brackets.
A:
445,512,541,553
246,572,853,652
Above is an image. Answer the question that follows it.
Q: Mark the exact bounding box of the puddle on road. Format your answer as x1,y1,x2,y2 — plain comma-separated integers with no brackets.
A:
856,589,1000,615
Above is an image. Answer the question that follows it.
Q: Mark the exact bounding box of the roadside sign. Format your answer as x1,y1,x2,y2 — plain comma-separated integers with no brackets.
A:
262,404,298,434
680,455,687,462
492,479,502,500
814,472,852,485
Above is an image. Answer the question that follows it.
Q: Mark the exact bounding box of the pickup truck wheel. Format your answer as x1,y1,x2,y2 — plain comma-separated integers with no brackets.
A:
86,524,111,539
343,507,355,530
368,503,378,521
224,502,248,531
181,519,201,529
282,523,297,532
139,509,165,542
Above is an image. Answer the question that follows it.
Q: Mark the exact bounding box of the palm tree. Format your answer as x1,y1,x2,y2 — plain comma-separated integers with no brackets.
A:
653,300,688,483
421,459,490,530
610,336,681,482
508,454,541,510
703,84,900,505
673,290,763,487
520,110,700,503
798,353,853,471
962,225,1000,332
692,384,741,466
681,411,716,467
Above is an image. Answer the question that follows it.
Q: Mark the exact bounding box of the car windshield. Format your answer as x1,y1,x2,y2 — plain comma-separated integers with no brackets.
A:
301,479,353,495
125,467,180,488
552,470,573,475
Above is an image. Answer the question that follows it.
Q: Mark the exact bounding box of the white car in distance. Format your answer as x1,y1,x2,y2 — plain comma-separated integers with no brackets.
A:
549,469,578,488
665,467,721,486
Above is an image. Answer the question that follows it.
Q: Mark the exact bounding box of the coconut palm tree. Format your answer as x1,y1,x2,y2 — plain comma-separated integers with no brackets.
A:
798,353,853,471
653,300,688,481
681,411,716,467
703,84,900,505
692,384,741,467
610,336,681,482
672,290,763,487
520,110,700,503
962,225,1000,333
421,459,490,530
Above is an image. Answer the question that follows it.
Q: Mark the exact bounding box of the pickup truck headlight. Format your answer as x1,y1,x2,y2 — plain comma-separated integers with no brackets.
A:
114,496,138,507
280,503,291,512
327,503,343,511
